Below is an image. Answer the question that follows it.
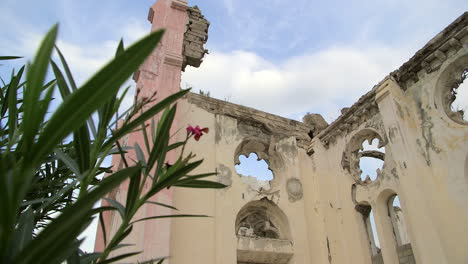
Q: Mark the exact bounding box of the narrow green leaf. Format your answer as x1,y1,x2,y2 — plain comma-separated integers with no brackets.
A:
7,66,25,139
51,60,71,98
54,46,78,91
55,149,81,178
32,30,165,164
12,206,34,255
110,243,134,250
16,166,140,264
134,143,147,166
0,56,22,60
36,79,56,128
98,212,107,248
102,89,189,151
99,251,142,264
141,123,151,153
137,257,167,264
74,124,91,174
79,252,102,264
38,180,78,212
125,163,141,216
107,226,133,251
103,198,125,219
145,201,178,211
158,159,204,189
131,214,209,225
173,172,217,185
147,106,176,175
174,180,226,189
55,45,98,138
167,142,184,152
115,39,125,57
23,24,58,159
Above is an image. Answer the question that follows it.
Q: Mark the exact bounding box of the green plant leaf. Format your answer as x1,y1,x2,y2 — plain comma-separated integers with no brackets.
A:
55,45,98,137
12,206,34,255
125,163,142,217
98,212,108,247
147,106,176,178
51,60,71,99
98,251,142,264
16,166,140,264
174,180,226,189
107,225,133,252
79,252,102,264
7,66,25,139
74,124,91,174
23,24,58,160
130,214,209,225
102,89,189,151
32,29,165,165
115,39,125,57
145,201,178,211
55,149,81,177
0,56,22,60
103,198,126,219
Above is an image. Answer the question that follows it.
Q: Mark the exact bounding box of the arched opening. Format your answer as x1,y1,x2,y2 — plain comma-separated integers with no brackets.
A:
235,153,273,181
343,129,386,184
359,138,385,182
234,139,282,192
236,198,293,264
388,195,416,263
448,69,467,122
356,204,382,262
436,54,468,125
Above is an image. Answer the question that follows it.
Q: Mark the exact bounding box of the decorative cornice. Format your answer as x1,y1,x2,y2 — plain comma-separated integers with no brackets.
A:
313,90,378,150
163,52,184,67
171,0,188,11
307,12,468,153
391,12,468,90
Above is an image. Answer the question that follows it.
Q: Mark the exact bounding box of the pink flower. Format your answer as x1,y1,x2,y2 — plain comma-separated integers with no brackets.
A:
186,125,209,141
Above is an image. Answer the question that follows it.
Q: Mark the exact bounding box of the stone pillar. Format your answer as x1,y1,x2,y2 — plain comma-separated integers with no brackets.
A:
374,77,448,264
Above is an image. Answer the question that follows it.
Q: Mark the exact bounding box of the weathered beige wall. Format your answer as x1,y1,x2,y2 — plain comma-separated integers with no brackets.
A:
170,97,315,264
98,8,468,264
168,15,468,264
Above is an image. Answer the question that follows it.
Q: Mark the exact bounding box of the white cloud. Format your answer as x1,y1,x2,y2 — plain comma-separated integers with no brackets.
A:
182,45,409,122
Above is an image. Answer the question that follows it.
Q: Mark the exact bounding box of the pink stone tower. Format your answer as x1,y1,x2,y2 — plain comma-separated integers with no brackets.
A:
94,0,190,261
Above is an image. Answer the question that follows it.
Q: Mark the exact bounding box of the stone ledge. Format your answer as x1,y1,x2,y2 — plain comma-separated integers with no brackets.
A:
186,93,313,149
236,236,293,264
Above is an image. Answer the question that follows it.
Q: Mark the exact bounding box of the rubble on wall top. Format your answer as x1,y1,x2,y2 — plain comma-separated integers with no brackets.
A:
309,12,468,152
186,93,313,149
391,12,468,89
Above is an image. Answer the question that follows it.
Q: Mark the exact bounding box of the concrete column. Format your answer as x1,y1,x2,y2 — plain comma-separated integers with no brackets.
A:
372,192,399,264
374,77,448,264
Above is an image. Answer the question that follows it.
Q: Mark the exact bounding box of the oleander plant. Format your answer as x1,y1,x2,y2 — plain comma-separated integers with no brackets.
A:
0,25,224,264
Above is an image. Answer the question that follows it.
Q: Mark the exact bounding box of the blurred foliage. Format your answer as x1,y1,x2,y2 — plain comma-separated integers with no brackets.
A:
0,25,225,264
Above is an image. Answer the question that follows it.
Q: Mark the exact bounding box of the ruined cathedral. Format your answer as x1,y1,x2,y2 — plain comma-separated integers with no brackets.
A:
94,0,468,263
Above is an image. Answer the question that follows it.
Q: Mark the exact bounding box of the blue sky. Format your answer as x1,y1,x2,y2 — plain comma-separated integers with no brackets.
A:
1,0,466,254
1,0,466,122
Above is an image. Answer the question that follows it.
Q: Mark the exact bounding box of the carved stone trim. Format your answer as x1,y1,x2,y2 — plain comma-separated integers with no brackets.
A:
163,52,183,67
171,0,188,11
316,90,379,149
390,13,468,90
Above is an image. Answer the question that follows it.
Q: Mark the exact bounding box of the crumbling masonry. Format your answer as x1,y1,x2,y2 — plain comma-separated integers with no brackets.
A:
95,1,468,263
